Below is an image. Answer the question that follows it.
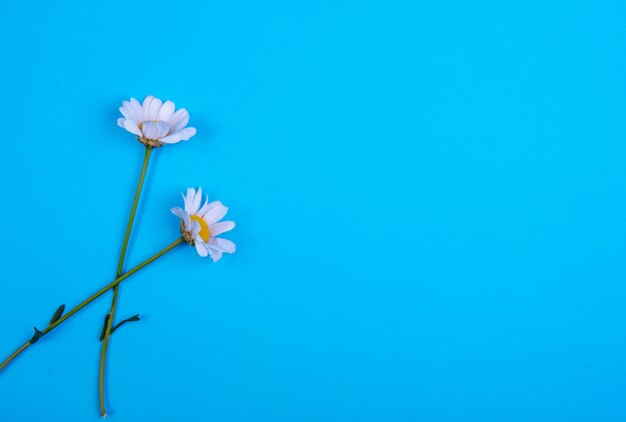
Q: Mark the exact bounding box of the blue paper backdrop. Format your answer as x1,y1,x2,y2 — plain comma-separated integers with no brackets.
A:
1,0,626,421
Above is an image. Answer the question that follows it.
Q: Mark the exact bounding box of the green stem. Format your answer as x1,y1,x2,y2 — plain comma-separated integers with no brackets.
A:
0,237,185,374
99,145,152,416
117,146,153,277
0,342,29,372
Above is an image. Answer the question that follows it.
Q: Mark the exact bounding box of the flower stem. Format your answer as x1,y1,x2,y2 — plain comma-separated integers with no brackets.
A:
117,145,153,277
0,237,185,374
0,342,30,372
99,145,152,416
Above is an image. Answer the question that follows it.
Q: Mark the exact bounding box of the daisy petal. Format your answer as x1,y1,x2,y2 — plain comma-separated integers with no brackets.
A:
117,118,126,128
119,104,132,121
123,120,142,136
121,101,141,122
184,188,196,212
190,220,201,235
209,221,235,237
168,109,190,132
142,95,155,120
213,238,236,254
198,200,222,218
195,242,209,257
141,121,169,140
208,246,223,262
173,127,196,141
157,100,175,122
129,98,144,123
197,198,208,216
190,187,202,214
203,204,228,225
147,97,163,121
155,121,170,138
159,133,183,144
170,207,188,219
171,207,191,228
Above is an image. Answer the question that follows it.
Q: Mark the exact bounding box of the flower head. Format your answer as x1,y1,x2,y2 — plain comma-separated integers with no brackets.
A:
171,188,236,262
117,95,197,147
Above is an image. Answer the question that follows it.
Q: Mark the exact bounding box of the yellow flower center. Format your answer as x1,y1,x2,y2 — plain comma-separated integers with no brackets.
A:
190,215,210,242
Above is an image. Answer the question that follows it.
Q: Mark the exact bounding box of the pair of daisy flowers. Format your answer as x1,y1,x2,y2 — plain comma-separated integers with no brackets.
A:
118,95,236,261
0,95,237,415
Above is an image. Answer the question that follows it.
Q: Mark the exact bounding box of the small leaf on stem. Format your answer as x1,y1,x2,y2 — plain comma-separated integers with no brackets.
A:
99,314,110,342
111,314,141,334
30,327,44,344
49,304,65,325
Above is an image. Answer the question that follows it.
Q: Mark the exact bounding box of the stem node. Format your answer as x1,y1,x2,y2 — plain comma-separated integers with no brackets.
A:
30,327,44,344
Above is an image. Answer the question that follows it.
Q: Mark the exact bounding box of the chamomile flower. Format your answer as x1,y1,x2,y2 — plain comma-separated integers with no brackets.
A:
171,188,236,262
117,95,197,147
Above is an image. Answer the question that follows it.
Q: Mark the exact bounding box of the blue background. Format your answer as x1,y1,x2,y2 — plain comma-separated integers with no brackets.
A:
1,0,626,420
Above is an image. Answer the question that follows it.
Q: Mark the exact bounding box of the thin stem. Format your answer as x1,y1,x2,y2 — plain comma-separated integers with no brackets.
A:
99,145,152,416
117,146,153,277
0,237,185,374
0,342,29,372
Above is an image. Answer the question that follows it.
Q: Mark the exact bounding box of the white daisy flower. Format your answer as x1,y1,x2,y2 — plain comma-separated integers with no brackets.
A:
171,187,236,262
117,95,197,147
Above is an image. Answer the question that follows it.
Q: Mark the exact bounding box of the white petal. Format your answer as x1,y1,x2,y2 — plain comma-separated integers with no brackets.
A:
120,101,140,122
147,97,163,121
129,98,144,123
142,96,155,120
171,207,190,228
212,237,236,254
207,246,223,262
193,232,204,244
190,220,201,234
123,120,142,136
203,204,228,225
168,109,190,132
170,206,188,219
190,187,202,214
157,100,175,122
155,121,170,138
184,188,196,212
209,221,235,237
141,121,169,140
159,133,182,144
119,104,132,121
198,200,221,218
197,198,208,216
117,118,126,128
195,242,209,257
172,127,196,141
